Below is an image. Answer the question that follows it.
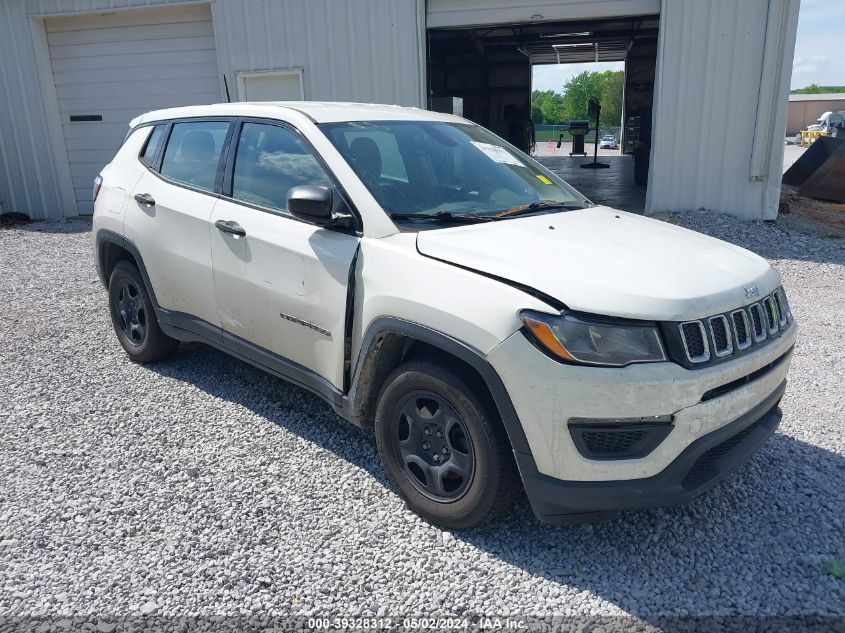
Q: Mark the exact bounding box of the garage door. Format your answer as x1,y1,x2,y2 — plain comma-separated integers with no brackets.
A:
46,4,221,213
427,0,660,28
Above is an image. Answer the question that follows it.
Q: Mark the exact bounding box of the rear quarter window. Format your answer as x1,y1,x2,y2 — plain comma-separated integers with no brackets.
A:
139,125,166,167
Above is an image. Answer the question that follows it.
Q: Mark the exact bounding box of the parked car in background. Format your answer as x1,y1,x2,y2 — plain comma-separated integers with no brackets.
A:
93,102,795,529
599,134,619,149
806,111,845,134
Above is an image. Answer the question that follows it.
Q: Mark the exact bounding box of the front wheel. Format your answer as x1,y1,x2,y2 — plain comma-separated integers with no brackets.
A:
374,360,519,529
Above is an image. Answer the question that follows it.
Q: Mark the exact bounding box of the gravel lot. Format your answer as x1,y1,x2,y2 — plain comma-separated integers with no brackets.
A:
1,213,843,629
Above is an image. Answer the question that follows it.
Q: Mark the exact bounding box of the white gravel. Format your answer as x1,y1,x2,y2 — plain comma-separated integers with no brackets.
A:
0,213,843,629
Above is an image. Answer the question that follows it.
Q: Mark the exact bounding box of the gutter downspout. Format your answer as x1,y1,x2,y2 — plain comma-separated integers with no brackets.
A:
417,0,427,108
749,0,800,218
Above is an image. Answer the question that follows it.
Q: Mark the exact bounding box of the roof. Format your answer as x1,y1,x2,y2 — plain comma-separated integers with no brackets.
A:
788,93,845,102
130,101,465,128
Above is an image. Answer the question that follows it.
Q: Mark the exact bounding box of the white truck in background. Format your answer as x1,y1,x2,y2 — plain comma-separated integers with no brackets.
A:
806,111,845,134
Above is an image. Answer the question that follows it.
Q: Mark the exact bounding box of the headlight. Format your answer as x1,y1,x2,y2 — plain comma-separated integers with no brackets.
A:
520,310,666,367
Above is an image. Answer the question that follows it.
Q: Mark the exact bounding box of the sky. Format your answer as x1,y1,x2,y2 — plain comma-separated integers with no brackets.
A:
532,0,844,93
790,0,845,89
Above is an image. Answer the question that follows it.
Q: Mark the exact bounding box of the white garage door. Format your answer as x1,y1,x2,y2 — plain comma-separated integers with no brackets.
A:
427,0,660,28
46,4,221,213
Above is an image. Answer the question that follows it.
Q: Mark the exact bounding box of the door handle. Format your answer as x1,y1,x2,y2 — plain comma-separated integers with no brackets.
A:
134,193,155,206
215,219,246,237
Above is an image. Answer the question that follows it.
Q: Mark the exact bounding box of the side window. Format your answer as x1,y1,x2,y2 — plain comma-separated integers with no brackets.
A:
232,122,332,213
160,121,230,192
140,125,165,167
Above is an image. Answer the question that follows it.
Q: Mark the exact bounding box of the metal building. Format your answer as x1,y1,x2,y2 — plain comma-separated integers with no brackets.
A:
0,0,799,221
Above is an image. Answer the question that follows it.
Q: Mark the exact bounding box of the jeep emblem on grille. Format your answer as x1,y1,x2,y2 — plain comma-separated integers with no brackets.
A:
744,286,760,298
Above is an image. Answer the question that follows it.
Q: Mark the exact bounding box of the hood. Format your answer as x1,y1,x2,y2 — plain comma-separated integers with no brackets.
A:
415,207,779,321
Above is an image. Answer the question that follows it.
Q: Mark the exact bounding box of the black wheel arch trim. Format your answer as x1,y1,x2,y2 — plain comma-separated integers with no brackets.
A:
347,317,533,456
96,229,161,309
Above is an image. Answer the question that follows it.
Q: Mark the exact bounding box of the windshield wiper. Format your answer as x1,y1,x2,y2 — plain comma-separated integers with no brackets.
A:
494,201,584,219
389,211,494,224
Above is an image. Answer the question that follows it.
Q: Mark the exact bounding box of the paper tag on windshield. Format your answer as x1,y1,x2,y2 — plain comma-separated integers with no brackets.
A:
471,142,523,166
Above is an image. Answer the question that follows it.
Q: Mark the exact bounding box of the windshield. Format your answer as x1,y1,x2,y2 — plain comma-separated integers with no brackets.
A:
320,120,588,224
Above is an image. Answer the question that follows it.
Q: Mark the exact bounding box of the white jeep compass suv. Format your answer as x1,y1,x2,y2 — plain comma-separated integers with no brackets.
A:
93,102,795,529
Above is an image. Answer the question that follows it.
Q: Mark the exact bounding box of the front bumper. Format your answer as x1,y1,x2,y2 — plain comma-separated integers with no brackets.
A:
486,321,795,522
514,382,784,523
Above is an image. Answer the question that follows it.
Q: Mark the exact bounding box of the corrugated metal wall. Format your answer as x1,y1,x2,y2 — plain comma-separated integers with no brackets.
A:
646,0,799,219
0,0,423,219
211,0,423,106
0,0,203,219
0,0,800,221
426,0,660,28
1,1,58,219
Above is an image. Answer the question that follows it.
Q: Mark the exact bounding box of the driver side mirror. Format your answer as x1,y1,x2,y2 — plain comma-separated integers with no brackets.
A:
287,185,351,228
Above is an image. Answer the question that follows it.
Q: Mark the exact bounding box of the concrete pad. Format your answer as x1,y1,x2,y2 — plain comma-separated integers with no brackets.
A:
535,154,646,214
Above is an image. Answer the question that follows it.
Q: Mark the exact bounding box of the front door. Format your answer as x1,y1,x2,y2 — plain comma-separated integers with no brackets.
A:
209,121,359,389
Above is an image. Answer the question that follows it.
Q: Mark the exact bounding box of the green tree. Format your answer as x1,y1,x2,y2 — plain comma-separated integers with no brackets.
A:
532,70,625,125
559,70,624,124
560,70,604,121
531,94,545,125
531,89,566,124
791,84,845,94
599,70,624,126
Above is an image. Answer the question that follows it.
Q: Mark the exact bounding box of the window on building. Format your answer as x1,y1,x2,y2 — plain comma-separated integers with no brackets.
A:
231,123,331,213
237,69,304,101
160,121,230,192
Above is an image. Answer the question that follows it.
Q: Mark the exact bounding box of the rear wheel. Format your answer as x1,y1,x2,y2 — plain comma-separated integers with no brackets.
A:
108,261,178,363
374,360,519,529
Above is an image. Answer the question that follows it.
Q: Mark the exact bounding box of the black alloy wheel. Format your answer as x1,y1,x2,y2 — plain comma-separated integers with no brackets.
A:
393,391,475,501
374,360,519,529
108,260,178,363
114,279,147,346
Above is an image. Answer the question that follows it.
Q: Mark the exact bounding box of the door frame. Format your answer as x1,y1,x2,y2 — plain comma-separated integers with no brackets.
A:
236,68,305,101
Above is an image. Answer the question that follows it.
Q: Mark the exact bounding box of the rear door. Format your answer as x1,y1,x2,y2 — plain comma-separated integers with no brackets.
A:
209,120,359,388
126,119,232,337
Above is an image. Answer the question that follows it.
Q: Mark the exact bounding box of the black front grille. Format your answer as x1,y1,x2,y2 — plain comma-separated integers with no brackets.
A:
750,304,765,338
764,297,779,331
683,420,761,486
667,287,792,368
710,317,730,355
681,322,707,359
732,310,751,349
774,289,789,326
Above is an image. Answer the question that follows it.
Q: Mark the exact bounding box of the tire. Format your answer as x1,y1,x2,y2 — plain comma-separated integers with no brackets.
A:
108,260,178,363
374,360,519,529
